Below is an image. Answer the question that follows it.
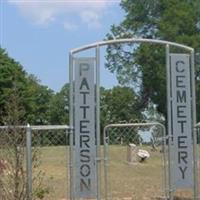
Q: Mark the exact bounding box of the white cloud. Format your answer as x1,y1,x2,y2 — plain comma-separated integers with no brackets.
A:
63,21,78,31
7,0,121,29
80,11,101,29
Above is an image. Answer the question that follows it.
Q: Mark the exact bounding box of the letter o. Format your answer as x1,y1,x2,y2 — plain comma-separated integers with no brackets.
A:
80,164,91,177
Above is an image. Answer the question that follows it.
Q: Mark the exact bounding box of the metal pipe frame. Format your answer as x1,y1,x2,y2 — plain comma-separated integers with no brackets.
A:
191,51,198,200
195,123,200,128
194,123,200,199
69,37,196,200
26,124,32,200
166,44,174,200
69,51,75,200
0,125,69,130
65,127,70,200
96,46,101,200
70,38,193,54
103,122,167,200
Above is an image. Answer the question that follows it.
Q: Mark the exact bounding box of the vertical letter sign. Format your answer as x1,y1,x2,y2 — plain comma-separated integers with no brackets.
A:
74,58,97,198
169,54,194,188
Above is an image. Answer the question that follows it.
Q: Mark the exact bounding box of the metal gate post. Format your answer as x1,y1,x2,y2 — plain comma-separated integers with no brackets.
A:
26,124,32,200
166,44,174,200
96,45,101,200
69,51,75,200
191,50,198,200
163,126,169,199
65,127,70,200
103,127,109,200
194,124,200,200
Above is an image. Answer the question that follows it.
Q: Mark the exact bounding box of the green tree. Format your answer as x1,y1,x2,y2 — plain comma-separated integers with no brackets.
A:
49,83,69,125
100,86,142,144
0,48,54,125
25,75,54,125
105,0,200,120
0,82,50,200
100,86,141,130
0,48,28,124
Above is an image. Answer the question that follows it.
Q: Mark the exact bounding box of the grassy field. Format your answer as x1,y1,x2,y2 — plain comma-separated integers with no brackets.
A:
104,145,165,200
35,145,199,200
34,146,69,200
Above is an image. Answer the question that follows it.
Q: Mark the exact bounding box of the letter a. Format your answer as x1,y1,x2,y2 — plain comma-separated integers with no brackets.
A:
80,78,90,90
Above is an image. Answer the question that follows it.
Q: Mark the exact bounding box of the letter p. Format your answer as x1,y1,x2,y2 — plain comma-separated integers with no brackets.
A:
80,63,89,76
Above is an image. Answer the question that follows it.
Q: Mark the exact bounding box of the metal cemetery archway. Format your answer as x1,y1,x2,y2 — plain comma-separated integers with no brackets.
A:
69,38,198,200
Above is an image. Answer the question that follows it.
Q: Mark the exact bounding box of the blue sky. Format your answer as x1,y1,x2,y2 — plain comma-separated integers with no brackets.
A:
0,0,124,92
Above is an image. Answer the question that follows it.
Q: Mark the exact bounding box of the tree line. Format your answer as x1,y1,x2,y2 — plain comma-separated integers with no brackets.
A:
0,48,143,129
1,0,200,129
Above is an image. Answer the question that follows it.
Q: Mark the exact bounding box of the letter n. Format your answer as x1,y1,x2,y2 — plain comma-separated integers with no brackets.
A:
80,178,91,192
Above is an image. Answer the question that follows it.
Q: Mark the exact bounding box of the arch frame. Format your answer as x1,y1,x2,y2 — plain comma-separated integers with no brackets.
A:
70,38,193,54
69,38,198,200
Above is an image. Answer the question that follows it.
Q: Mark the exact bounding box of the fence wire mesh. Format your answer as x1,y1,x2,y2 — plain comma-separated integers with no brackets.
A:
0,125,70,200
31,127,70,200
1,123,199,200
103,123,167,200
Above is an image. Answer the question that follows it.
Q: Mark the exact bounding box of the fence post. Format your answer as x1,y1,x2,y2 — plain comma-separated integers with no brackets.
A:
96,45,101,200
26,124,32,200
65,127,70,200
103,127,109,200
195,124,200,199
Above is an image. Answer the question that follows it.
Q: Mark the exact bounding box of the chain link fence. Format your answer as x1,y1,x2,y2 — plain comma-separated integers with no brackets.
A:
0,126,27,200
1,123,199,200
103,122,168,200
0,125,71,200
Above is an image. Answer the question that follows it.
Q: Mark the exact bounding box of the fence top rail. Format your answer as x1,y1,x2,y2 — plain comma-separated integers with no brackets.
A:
0,125,70,130
195,122,200,128
104,122,164,129
70,38,194,54
31,125,69,130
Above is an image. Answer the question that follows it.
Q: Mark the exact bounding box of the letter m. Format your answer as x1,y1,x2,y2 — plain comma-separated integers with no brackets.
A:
177,90,186,103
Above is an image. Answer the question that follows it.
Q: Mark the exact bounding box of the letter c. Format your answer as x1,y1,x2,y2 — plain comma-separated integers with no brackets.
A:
176,61,185,73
